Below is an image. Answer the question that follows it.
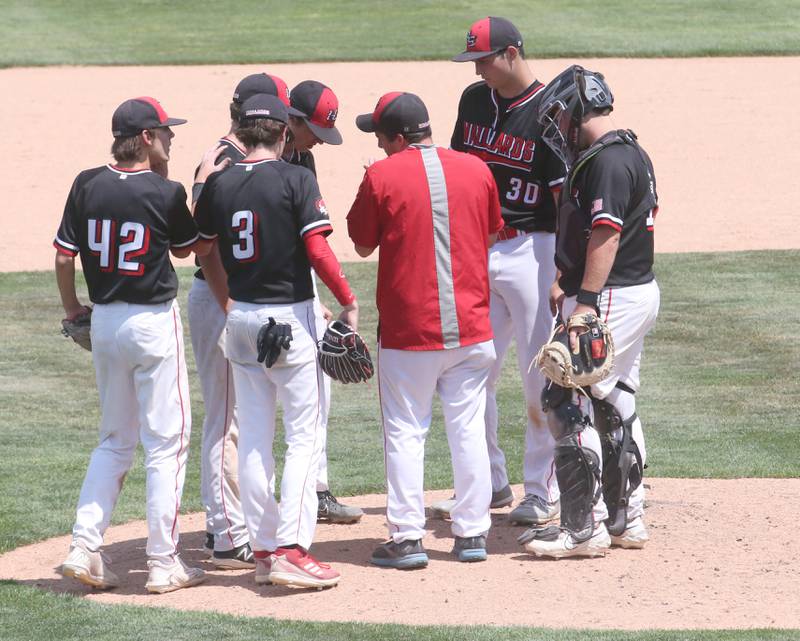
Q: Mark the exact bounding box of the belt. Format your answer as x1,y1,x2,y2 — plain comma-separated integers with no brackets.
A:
496,226,530,241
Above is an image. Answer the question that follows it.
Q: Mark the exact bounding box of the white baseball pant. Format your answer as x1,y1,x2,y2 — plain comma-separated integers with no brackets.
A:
224,299,324,552
187,277,248,551
378,340,495,542
486,231,558,500
72,299,192,563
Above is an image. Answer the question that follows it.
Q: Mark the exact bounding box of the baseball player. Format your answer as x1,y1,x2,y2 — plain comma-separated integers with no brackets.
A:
55,97,216,593
434,16,566,525
188,73,301,568
347,92,504,567
194,93,359,588
285,79,364,525
523,66,659,558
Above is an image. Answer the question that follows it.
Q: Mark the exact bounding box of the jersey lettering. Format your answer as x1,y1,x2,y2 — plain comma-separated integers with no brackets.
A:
118,222,150,276
461,121,536,170
506,178,541,206
88,218,115,272
232,210,259,262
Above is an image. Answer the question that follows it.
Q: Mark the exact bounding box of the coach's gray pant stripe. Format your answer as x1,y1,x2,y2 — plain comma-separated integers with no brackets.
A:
419,145,460,349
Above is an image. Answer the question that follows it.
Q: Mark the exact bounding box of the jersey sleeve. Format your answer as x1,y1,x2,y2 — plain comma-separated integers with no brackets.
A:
346,170,381,249
292,169,333,238
53,174,83,256
167,183,200,248
193,173,219,240
581,155,635,232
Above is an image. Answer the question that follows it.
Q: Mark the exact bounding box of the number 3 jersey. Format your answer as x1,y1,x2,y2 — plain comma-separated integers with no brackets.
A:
54,165,199,304
194,159,332,304
451,80,566,233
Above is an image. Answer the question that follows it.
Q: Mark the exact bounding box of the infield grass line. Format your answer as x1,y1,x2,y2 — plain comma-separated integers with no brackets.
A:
1,0,800,66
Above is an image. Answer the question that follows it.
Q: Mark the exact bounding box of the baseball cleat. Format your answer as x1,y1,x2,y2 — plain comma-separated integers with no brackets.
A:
267,547,340,589
60,542,119,590
509,494,560,525
452,535,487,562
609,516,649,549
317,491,364,524
212,541,256,569
254,552,273,585
431,485,515,520
429,496,456,520
145,555,206,594
370,539,429,569
524,523,610,559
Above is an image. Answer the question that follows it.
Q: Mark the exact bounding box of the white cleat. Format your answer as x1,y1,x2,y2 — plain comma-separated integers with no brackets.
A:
60,542,119,590
145,555,205,594
610,516,649,549
524,523,611,559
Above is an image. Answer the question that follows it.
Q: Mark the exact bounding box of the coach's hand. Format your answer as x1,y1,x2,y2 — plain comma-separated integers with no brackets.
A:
338,301,359,333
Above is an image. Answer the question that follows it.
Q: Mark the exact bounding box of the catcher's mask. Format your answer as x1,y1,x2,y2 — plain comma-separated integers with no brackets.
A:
538,65,614,166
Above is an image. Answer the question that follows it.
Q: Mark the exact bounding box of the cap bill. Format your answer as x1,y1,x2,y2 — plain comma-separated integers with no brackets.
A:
355,113,377,133
451,49,501,62
161,117,188,127
307,120,343,145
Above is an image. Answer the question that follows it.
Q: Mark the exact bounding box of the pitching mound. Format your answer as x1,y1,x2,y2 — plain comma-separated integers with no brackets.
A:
1,479,798,630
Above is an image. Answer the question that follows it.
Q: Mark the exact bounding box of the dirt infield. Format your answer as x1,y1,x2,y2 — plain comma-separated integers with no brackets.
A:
2,57,799,272
2,480,799,629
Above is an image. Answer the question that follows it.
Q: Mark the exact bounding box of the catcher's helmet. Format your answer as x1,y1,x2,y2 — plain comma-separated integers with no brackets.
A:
537,65,614,166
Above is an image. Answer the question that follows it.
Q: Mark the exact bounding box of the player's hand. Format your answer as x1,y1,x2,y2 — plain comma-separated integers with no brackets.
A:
319,302,334,322
65,303,91,322
362,157,376,170
568,304,598,351
549,280,565,316
338,301,359,332
196,145,231,183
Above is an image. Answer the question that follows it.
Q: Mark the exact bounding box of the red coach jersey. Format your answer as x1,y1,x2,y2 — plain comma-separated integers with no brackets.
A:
347,145,503,350
54,165,199,304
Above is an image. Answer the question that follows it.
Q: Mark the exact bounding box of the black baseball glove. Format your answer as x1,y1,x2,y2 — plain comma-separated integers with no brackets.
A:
318,320,374,384
257,318,293,368
61,306,92,352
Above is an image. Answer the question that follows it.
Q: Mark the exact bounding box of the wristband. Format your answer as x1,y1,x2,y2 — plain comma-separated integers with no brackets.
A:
191,182,204,204
576,288,600,309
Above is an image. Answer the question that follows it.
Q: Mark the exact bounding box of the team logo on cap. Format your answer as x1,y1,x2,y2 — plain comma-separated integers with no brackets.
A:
315,198,329,218
466,30,477,49
326,108,338,123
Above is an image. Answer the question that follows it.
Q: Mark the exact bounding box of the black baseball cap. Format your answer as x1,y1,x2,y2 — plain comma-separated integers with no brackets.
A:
233,73,304,116
355,92,430,136
239,93,289,124
452,16,523,62
111,97,187,138
290,80,343,145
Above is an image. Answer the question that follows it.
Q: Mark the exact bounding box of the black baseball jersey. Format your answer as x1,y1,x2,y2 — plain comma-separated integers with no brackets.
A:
451,80,566,233
194,159,332,304
556,130,658,296
194,137,247,280
54,165,199,304
284,148,316,177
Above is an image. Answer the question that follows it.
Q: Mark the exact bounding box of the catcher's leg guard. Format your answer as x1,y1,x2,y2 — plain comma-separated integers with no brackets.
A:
541,382,601,543
592,397,644,537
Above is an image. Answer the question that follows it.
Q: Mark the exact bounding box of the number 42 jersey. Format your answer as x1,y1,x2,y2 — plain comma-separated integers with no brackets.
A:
451,80,566,233
54,165,199,304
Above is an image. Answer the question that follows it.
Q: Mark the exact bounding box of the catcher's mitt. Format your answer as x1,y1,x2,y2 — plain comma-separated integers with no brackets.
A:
257,318,293,368
61,306,93,352
318,320,373,384
533,312,614,388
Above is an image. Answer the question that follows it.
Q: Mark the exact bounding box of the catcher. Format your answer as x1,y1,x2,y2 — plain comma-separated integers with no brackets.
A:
519,65,660,559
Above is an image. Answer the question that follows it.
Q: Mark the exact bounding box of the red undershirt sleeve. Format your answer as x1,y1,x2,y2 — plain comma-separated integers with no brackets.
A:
303,230,355,306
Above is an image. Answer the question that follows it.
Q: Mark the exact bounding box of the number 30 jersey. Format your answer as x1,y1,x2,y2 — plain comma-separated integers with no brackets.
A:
451,80,566,233
194,159,332,304
54,165,199,304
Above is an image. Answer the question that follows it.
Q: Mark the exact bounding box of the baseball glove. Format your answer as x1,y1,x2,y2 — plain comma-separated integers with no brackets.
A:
257,318,293,368
533,312,614,388
61,306,93,352
318,320,374,384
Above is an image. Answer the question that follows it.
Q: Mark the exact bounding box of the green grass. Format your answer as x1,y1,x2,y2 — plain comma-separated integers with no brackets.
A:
2,0,800,66
3,581,800,641
0,250,798,638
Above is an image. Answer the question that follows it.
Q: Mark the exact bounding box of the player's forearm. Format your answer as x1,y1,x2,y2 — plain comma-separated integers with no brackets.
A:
304,232,355,306
197,243,230,311
55,252,83,316
580,226,620,293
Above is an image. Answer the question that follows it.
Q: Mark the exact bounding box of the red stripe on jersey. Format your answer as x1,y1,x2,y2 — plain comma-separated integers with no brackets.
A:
53,240,78,257
134,96,168,124
466,147,530,171
592,219,622,232
311,87,338,128
508,82,544,110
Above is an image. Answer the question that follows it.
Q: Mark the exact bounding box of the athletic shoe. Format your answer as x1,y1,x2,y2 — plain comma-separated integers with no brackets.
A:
203,532,214,557
524,523,611,559
254,553,273,585
145,555,206,594
60,541,119,590
609,516,650,549
212,542,256,569
431,485,515,519
317,491,364,524
370,539,429,569
452,535,487,562
509,494,560,525
268,547,340,589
